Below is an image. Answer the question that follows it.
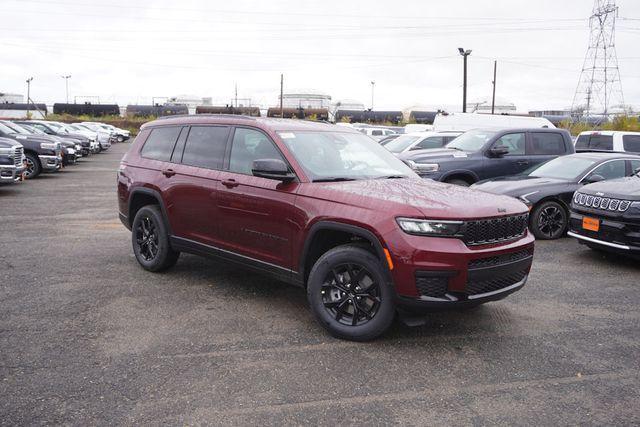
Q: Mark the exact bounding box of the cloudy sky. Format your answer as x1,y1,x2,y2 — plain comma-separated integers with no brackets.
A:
1,0,639,112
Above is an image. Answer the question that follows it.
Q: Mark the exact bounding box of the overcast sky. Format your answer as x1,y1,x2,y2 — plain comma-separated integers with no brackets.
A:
1,0,639,112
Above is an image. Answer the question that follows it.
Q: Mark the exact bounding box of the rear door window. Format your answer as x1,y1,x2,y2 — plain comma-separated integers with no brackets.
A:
140,126,181,162
181,126,230,170
623,135,640,153
414,136,445,150
530,132,566,155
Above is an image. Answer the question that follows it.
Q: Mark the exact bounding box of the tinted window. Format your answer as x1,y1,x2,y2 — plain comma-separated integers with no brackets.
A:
530,132,566,155
493,133,525,155
371,130,383,136
589,135,613,150
631,160,640,175
182,126,229,170
623,135,640,153
140,126,181,162
575,134,589,150
170,127,188,163
229,128,284,175
588,160,626,180
414,136,444,150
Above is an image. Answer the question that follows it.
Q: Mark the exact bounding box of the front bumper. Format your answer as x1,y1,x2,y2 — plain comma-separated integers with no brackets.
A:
568,211,640,255
39,155,62,171
385,228,535,312
0,164,26,183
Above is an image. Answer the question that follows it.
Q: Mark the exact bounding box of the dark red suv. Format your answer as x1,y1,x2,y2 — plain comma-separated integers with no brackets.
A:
118,115,534,341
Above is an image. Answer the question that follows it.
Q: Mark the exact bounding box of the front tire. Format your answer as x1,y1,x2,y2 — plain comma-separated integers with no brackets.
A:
530,200,567,240
307,245,395,341
131,205,179,272
24,153,42,179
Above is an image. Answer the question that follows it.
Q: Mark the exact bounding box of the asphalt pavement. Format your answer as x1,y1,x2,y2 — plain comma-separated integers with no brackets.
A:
1,143,639,425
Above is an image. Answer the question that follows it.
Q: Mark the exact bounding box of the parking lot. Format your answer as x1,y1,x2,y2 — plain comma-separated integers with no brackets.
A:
1,142,639,425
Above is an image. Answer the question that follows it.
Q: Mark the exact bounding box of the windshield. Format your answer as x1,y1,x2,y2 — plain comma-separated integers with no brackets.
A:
529,156,597,180
447,129,497,152
278,131,416,181
2,122,30,134
384,135,420,153
0,123,17,134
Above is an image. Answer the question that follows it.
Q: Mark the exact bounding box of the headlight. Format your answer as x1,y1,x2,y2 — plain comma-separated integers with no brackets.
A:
67,148,75,155
406,161,439,173
40,142,57,150
396,217,463,236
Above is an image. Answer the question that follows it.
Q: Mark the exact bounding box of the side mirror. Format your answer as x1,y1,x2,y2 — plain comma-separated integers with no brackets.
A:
584,174,605,184
489,146,510,157
252,158,295,182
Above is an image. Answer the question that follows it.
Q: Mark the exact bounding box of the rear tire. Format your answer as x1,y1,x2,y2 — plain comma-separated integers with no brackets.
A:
24,153,41,179
131,205,180,272
307,245,395,341
530,201,567,240
445,178,470,187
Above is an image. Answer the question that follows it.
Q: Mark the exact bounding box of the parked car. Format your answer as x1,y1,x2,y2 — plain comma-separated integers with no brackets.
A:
569,169,640,258
75,123,114,150
2,121,77,166
384,131,463,155
49,121,110,152
575,131,640,153
472,152,640,239
399,128,575,186
0,121,62,178
86,122,131,142
13,122,90,157
14,120,98,155
118,116,534,341
0,137,25,184
433,112,555,132
358,127,397,141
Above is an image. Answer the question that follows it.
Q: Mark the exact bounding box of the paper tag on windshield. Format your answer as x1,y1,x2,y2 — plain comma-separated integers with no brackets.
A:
279,132,296,139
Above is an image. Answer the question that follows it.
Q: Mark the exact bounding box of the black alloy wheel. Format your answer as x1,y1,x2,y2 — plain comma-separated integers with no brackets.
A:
531,201,567,240
321,263,381,327
24,153,41,179
135,216,159,262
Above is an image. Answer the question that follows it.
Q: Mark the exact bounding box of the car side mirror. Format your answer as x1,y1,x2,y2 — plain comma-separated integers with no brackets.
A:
489,146,510,157
252,158,295,182
584,174,605,184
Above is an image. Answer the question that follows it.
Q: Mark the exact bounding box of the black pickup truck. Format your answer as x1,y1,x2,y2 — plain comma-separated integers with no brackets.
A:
0,137,25,184
398,128,575,186
0,121,62,179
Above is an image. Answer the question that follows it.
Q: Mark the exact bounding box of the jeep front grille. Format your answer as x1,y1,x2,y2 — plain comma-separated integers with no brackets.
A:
462,213,528,246
13,146,23,167
573,192,631,212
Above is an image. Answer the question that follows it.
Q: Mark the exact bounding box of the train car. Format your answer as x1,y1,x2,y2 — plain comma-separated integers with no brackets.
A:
53,103,120,116
0,102,47,119
266,107,329,120
125,104,189,117
335,110,403,124
195,106,261,116
408,110,438,125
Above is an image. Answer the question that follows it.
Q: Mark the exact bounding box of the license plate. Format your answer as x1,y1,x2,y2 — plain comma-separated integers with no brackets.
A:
582,216,600,232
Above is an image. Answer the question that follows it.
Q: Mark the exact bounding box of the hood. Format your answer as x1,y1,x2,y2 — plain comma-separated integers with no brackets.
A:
0,137,21,149
64,132,90,142
9,134,53,145
399,148,473,162
580,176,640,200
473,176,569,196
303,177,528,220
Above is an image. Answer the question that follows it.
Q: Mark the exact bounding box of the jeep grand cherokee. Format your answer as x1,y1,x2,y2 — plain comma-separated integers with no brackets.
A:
117,115,535,341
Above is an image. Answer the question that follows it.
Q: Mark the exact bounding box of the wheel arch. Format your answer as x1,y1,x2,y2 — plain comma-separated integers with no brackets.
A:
127,187,173,234
441,170,479,184
298,221,393,287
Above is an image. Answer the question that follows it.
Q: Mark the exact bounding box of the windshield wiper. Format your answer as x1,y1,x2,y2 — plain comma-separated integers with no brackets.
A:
313,177,358,183
375,175,407,179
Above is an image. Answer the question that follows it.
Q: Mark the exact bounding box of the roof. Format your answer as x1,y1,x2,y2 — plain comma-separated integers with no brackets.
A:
571,151,640,160
144,115,350,133
578,130,640,136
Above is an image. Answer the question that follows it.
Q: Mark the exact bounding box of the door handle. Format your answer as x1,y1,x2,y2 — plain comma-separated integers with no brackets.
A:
516,160,529,165
222,178,239,188
162,168,176,177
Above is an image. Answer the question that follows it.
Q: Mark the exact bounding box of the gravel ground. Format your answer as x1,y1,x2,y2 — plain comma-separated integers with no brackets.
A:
1,143,639,425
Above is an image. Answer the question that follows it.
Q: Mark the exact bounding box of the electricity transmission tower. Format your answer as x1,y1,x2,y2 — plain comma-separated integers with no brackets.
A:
571,0,624,122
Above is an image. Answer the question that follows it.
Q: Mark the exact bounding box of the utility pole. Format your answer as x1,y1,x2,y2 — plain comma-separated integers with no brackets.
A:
61,75,71,103
234,83,238,108
491,61,497,115
26,77,33,117
280,74,284,118
458,48,472,113
370,81,375,110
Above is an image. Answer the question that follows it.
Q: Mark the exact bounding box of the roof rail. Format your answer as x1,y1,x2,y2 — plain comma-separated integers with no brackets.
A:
155,113,257,121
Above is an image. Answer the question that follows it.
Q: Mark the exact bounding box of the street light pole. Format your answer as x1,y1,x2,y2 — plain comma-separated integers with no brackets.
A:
370,81,375,110
458,48,472,113
491,61,497,115
62,75,71,103
26,77,33,117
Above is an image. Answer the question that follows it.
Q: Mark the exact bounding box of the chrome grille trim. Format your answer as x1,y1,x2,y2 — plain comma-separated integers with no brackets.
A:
573,192,632,212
